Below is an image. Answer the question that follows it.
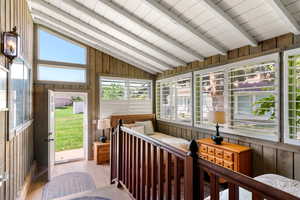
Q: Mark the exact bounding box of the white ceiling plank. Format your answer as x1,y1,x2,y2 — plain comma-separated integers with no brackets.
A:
30,0,172,70
60,0,186,66
31,11,162,74
95,0,204,60
265,0,300,34
144,0,227,55
200,0,257,46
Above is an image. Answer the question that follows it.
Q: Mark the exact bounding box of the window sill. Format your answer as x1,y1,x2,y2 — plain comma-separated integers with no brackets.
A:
157,118,192,127
195,124,279,142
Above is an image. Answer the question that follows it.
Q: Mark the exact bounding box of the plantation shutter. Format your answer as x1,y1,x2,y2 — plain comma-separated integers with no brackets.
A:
284,49,300,145
100,77,152,119
194,71,225,127
228,62,278,135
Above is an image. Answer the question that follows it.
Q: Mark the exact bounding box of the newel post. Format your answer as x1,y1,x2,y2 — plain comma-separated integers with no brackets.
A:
184,139,199,200
116,119,123,188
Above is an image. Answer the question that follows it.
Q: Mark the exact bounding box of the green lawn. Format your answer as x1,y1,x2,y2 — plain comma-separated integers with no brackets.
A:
55,106,83,152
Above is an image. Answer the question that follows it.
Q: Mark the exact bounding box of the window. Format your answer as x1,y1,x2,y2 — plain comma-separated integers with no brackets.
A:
38,29,87,64
284,48,300,145
38,65,86,83
9,58,32,131
194,53,279,141
100,77,152,119
156,73,192,125
37,27,87,83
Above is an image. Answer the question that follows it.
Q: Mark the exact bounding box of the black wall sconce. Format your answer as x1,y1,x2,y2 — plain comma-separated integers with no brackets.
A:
1,26,20,64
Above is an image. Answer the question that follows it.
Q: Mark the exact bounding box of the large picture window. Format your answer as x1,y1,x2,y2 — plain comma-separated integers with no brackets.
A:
37,27,87,83
194,53,279,141
100,77,152,119
156,73,192,125
9,58,32,132
284,48,300,146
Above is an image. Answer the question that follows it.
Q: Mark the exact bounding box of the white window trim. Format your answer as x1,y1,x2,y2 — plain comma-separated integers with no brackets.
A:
284,48,300,146
194,53,280,142
157,72,193,126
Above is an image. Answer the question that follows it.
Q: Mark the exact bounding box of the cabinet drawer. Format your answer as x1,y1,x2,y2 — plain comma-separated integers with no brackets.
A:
207,155,215,163
200,154,208,160
224,161,234,170
215,149,223,158
224,151,234,161
207,146,215,155
200,145,208,153
215,158,223,166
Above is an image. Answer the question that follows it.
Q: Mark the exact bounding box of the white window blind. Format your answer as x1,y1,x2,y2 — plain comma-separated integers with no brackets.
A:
156,73,192,125
195,71,225,128
284,48,300,145
228,62,278,135
194,53,279,141
100,77,152,119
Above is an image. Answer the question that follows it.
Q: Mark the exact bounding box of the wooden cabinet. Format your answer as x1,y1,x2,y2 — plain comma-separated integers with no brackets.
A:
94,142,110,165
197,138,252,177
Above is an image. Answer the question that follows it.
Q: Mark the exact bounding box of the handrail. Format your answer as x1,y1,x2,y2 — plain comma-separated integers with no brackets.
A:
198,158,300,200
121,126,187,159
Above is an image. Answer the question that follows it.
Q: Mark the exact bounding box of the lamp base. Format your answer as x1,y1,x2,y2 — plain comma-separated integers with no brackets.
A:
99,136,107,143
211,135,223,145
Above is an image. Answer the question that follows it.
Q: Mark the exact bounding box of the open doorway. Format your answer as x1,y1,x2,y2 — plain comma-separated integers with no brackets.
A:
53,92,88,164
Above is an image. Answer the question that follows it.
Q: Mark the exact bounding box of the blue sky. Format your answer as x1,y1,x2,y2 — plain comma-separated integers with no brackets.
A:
38,29,86,82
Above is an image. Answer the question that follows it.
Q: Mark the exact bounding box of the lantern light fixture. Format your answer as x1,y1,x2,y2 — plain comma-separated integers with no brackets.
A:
1,26,20,64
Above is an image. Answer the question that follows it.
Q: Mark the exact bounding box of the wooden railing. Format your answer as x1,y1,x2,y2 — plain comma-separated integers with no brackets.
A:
110,120,300,200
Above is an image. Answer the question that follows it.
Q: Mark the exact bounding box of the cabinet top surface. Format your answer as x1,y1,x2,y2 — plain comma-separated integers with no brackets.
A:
197,138,251,153
94,141,110,146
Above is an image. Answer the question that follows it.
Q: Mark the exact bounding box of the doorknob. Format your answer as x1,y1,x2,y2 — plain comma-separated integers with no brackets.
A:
0,173,9,187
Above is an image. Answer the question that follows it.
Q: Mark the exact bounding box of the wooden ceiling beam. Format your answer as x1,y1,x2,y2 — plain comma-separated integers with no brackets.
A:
266,0,300,34
30,0,171,70
94,0,205,60
31,11,162,74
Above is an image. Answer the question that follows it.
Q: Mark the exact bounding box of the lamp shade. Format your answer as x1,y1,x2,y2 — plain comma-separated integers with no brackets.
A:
208,111,226,124
97,119,111,130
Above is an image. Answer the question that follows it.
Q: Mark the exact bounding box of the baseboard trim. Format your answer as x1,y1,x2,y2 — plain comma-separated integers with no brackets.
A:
16,161,37,200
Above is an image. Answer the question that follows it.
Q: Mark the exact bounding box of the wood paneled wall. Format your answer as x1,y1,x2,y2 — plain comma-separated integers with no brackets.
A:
0,0,35,200
33,42,154,165
157,33,294,79
155,33,300,181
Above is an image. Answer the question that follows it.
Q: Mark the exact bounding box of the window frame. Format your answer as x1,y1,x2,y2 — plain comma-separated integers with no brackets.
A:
193,53,280,142
36,26,88,84
99,76,153,119
156,72,193,126
284,48,300,146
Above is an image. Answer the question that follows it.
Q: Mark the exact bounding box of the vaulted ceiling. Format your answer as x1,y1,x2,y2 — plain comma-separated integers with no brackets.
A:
28,0,300,74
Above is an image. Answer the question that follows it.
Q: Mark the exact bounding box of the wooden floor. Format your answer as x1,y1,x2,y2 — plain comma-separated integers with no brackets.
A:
26,160,111,200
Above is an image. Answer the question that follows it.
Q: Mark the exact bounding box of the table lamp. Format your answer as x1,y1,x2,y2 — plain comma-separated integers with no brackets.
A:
208,111,225,145
97,119,111,143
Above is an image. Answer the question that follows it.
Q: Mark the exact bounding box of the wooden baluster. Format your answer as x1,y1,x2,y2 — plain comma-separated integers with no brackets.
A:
136,138,141,200
228,183,239,200
184,139,199,200
158,148,164,200
210,174,219,200
174,157,181,200
116,120,123,187
199,168,205,200
146,143,151,200
140,140,146,200
122,132,125,183
128,135,132,193
165,152,171,200
125,133,129,187
110,128,114,184
252,192,263,200
133,137,137,198
152,145,157,200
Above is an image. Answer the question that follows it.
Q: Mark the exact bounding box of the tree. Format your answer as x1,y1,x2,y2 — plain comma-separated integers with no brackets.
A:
102,83,125,100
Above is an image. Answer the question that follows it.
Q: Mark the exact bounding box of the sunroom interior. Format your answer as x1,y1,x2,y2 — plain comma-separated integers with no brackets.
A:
1,0,300,200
